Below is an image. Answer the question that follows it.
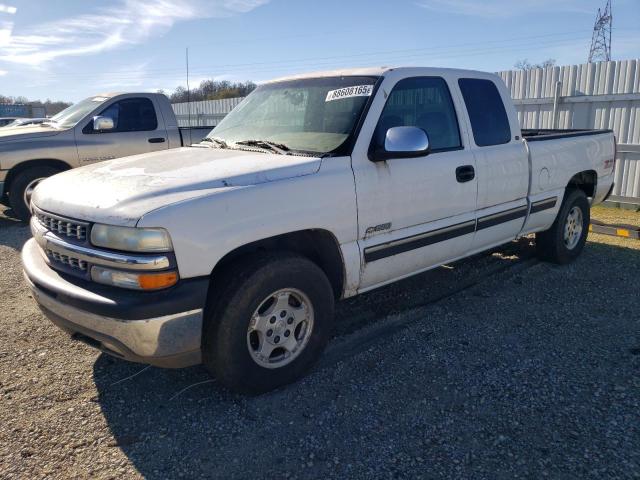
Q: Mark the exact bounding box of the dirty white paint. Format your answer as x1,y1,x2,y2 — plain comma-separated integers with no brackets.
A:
32,148,321,226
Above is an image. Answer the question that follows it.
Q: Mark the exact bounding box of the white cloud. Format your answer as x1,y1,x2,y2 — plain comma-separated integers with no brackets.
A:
416,0,592,18
92,62,151,90
0,4,16,14
0,0,268,66
0,69,6,75
0,21,11,45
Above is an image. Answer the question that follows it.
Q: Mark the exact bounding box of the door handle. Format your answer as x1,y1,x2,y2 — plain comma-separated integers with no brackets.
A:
456,165,475,183
148,137,166,144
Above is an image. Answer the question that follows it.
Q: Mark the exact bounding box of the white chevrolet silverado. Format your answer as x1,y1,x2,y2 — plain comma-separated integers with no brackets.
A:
0,92,212,221
22,67,616,393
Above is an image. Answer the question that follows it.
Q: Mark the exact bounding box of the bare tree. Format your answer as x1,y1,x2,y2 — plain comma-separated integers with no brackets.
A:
515,58,557,70
167,80,257,103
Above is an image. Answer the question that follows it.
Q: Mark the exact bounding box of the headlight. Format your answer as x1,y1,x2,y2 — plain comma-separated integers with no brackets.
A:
91,266,178,290
90,224,173,252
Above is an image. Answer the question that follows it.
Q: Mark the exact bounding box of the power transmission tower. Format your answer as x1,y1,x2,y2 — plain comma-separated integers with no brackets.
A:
588,0,612,63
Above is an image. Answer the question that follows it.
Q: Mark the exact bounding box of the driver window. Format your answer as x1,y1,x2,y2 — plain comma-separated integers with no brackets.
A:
374,77,462,152
84,97,158,134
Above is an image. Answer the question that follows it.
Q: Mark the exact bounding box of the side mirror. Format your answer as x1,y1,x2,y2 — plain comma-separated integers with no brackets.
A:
93,116,114,131
371,126,430,162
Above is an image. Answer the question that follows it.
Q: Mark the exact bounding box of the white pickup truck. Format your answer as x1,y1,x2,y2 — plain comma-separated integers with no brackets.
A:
0,92,212,221
22,67,616,393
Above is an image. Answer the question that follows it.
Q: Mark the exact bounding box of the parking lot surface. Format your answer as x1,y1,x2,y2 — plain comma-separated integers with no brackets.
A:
1,205,639,479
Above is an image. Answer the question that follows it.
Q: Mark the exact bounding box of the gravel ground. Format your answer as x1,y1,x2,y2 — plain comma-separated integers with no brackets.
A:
1,204,639,479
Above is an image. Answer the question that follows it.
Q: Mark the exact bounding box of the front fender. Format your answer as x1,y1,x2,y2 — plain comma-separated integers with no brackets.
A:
0,129,77,172
137,156,359,283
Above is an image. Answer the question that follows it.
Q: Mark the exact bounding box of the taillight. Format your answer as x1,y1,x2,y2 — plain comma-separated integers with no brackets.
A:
604,136,617,172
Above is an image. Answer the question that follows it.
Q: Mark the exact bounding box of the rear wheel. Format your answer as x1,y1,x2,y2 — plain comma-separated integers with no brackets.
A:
8,166,61,221
202,252,335,394
535,189,590,264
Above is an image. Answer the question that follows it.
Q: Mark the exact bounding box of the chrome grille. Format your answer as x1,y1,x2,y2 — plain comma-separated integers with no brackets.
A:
45,248,88,272
35,210,88,241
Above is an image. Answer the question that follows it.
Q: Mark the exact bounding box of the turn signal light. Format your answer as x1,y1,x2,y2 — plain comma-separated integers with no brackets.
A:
91,266,179,291
138,272,179,290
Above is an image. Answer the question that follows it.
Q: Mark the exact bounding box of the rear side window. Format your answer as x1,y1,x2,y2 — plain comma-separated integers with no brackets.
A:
458,78,511,147
91,97,158,133
374,77,461,152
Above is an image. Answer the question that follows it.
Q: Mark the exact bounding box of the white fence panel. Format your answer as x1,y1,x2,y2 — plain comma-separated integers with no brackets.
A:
172,97,244,127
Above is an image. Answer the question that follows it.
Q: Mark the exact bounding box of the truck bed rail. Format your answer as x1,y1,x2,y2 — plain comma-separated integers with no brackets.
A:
522,128,613,142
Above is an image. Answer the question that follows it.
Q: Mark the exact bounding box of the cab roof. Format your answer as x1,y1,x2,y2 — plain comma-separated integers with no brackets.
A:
265,66,498,83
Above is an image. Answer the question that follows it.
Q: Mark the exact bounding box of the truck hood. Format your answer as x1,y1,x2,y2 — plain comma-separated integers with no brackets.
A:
0,124,63,143
32,147,322,226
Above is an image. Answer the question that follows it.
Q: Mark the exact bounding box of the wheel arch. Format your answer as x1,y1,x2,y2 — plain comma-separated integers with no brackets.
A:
4,159,72,195
208,229,346,301
567,170,597,198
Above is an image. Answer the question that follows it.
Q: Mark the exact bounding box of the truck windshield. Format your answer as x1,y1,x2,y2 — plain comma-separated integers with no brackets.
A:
209,76,379,155
49,96,110,128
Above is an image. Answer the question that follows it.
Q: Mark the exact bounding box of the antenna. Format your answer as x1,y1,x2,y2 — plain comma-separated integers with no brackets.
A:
186,47,193,145
588,0,612,63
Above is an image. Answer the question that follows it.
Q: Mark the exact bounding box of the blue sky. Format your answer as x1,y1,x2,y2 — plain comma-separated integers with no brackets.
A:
0,0,639,102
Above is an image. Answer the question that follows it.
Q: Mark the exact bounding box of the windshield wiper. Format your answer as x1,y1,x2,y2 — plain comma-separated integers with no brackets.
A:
201,137,229,149
234,139,290,155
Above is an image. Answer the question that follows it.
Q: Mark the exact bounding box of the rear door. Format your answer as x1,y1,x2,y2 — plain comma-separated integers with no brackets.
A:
457,78,530,251
74,96,169,165
351,74,478,291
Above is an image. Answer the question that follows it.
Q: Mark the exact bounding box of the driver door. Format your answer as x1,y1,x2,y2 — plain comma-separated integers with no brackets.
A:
74,96,169,165
351,75,478,290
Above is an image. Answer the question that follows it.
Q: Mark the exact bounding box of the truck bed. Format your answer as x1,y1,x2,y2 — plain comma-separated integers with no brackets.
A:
522,127,616,208
522,128,613,142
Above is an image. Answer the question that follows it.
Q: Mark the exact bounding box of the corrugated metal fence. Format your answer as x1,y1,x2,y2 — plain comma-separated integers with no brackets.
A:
172,97,244,128
498,59,640,204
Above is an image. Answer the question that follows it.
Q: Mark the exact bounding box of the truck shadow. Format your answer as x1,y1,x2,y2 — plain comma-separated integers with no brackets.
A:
92,236,638,478
0,208,31,251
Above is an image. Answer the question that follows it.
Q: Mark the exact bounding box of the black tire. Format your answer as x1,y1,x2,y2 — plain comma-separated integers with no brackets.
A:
535,189,590,264
202,252,335,394
8,166,61,221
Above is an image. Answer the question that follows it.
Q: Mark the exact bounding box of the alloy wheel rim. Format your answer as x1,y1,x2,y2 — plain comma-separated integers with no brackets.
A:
246,288,314,369
563,206,584,250
23,177,45,211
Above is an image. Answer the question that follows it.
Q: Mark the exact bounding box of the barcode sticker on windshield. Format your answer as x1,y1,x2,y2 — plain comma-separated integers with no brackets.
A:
325,85,374,102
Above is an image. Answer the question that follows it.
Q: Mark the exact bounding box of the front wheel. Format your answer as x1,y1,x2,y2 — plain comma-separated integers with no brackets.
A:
535,189,590,264
8,166,61,221
202,253,335,394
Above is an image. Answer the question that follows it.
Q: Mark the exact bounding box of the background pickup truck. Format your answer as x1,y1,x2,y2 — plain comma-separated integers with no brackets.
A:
22,67,616,394
0,92,213,220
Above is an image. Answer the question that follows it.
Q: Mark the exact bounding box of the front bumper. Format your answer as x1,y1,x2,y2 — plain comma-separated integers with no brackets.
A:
22,238,207,367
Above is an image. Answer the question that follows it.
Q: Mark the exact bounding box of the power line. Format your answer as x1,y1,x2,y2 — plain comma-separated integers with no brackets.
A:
40,30,596,81
32,26,638,84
